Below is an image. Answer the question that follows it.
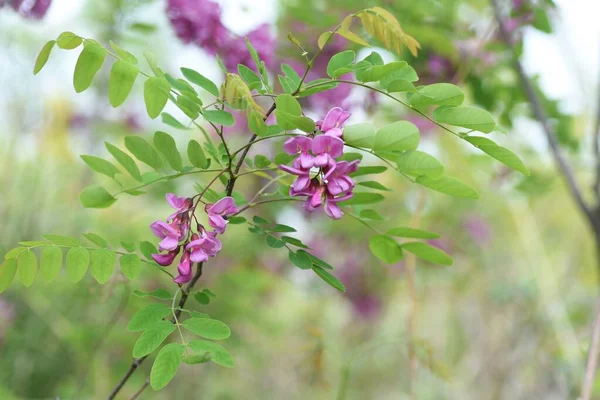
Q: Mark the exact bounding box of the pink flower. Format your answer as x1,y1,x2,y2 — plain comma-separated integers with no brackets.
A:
279,164,312,195
174,251,193,284
166,193,192,219
317,107,351,136
185,230,222,262
312,135,344,168
152,247,181,266
283,136,315,169
324,192,353,220
150,220,182,251
324,160,358,195
205,196,239,234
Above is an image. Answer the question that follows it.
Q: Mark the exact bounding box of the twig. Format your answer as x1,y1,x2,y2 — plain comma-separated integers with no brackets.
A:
490,0,598,235
128,379,149,400
107,263,204,399
581,298,600,400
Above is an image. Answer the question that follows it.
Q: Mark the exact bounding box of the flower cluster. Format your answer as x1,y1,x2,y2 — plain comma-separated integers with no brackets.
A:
166,0,274,71
151,194,238,283
279,107,359,220
2,0,52,19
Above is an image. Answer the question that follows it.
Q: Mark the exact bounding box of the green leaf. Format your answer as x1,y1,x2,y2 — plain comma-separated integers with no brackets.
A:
42,235,80,246
416,175,479,199
56,32,82,49
350,166,387,177
203,110,235,126
254,155,271,168
109,40,138,64
133,321,176,358
4,247,27,260
343,123,376,149
317,31,333,49
463,137,529,175
73,43,107,93
34,40,55,75
105,143,142,182
248,111,268,136
80,155,120,178
18,250,37,287
90,249,116,284
40,246,62,283
356,61,407,83
140,241,158,261
357,181,391,191
281,236,309,249
395,151,444,178
182,318,231,340
134,288,172,300
144,77,170,119
369,235,403,264
265,235,285,249
0,259,17,293
402,242,453,265
342,192,385,205
66,247,89,283
387,227,440,239
238,64,262,90
275,94,302,116
379,65,419,87
433,106,496,133
309,254,334,270
128,303,172,332
374,121,419,152
153,131,183,171
194,292,211,305
187,140,209,169
121,242,137,252
125,136,164,170
289,250,312,270
187,340,234,367
150,343,185,390
359,209,384,221
120,254,141,280
326,50,355,78
274,111,315,132
386,79,417,93
161,112,189,130
180,67,219,97
228,216,246,224
143,50,164,77
413,83,464,107
312,266,345,292
108,60,138,107
176,94,200,119
79,185,116,208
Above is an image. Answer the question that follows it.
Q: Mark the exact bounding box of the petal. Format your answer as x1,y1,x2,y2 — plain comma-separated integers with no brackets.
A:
207,196,236,215
166,193,186,210
329,192,354,203
324,127,343,138
321,107,345,132
314,153,330,168
324,201,343,219
190,249,209,263
282,137,300,155
279,164,308,176
292,175,311,192
151,252,177,266
298,152,315,169
159,236,180,251
208,214,227,234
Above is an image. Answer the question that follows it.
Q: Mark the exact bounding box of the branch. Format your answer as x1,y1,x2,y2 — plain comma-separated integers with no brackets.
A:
594,47,600,197
107,263,204,399
582,298,600,400
490,0,598,234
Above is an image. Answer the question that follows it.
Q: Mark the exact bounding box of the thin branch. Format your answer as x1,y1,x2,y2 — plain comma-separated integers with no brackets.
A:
107,263,204,399
490,0,598,234
593,42,600,197
582,298,600,400
128,379,149,400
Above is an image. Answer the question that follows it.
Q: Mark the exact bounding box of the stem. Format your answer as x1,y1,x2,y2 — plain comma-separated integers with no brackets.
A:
582,297,600,400
112,168,225,197
107,263,203,399
406,190,426,399
233,197,304,216
128,380,149,400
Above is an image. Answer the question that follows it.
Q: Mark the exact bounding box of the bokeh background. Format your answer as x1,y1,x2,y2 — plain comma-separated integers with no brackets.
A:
1,0,600,398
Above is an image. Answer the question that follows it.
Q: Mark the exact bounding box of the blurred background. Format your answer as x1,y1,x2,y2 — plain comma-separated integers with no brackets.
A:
1,0,600,398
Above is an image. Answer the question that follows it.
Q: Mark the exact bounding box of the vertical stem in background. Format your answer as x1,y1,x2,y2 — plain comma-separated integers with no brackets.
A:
406,190,426,399
582,296,600,400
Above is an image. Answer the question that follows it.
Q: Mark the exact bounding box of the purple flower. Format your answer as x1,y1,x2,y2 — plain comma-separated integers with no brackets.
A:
205,196,239,234
221,24,275,72
150,220,182,251
5,0,52,19
185,229,222,262
279,164,312,194
283,136,315,169
324,192,353,220
317,107,351,136
325,160,358,195
152,247,181,266
174,250,193,284
166,193,192,219
312,135,344,168
463,214,492,247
